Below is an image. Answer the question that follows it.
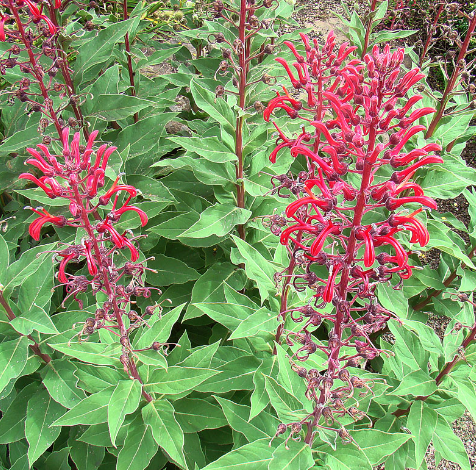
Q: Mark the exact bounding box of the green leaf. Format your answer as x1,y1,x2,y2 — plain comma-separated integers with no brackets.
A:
25,388,66,466
269,440,314,470
391,369,437,397
387,321,429,375
184,263,246,321
146,254,200,285
264,375,307,422
231,235,276,303
70,440,105,470
115,113,176,157
377,283,408,319
433,416,470,470
229,307,278,339
351,429,412,465
75,18,139,83
173,398,227,433
371,29,416,44
400,319,444,356
201,439,275,470
0,382,37,444
48,342,122,366
132,349,168,369
178,341,220,368
145,366,220,395
0,336,29,393
11,304,58,335
180,204,251,238
0,234,9,275
142,400,188,469
214,396,278,442
42,360,86,408
191,302,251,330
169,136,237,163
250,357,278,420
88,94,155,121
407,401,437,468
450,376,476,423
316,443,372,470
134,303,185,350
108,380,142,447
116,415,157,470
190,79,235,135
53,386,115,426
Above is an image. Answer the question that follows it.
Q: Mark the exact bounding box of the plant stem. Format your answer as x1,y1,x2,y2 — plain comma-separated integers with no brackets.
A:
8,0,62,136
361,0,378,59
0,289,52,364
123,0,138,123
235,0,247,241
71,184,152,402
419,3,444,68
425,12,476,139
305,126,378,446
274,232,303,354
45,2,90,141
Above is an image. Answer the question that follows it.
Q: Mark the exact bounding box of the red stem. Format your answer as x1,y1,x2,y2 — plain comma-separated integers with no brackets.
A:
123,0,138,123
361,0,378,59
419,3,444,68
234,0,248,240
426,12,476,139
8,0,62,136
71,184,152,402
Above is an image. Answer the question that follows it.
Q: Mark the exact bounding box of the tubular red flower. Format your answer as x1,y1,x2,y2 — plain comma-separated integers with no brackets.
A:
275,58,301,88
111,205,148,227
386,196,437,211
27,207,66,240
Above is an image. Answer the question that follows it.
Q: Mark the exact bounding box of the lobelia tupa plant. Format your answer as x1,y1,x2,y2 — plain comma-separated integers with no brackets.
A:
19,127,156,401
263,31,442,446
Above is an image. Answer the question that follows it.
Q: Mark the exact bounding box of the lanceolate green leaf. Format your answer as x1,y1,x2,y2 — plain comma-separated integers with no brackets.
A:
432,416,470,470
146,255,200,285
144,366,220,395
190,79,235,136
53,386,115,426
229,307,278,339
201,439,275,470
0,336,29,393
269,441,315,470
0,382,37,444
214,396,278,442
231,235,276,303
108,380,142,447
173,398,228,433
74,18,139,83
116,415,157,470
142,400,188,469
48,343,122,367
42,360,86,408
390,369,437,397
351,429,412,465
134,303,185,350
25,388,66,466
407,401,437,468
180,204,252,238
169,136,237,163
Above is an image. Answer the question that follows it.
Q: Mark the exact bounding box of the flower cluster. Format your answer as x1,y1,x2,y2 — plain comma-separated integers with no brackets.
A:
20,129,159,384
0,0,88,138
264,32,442,446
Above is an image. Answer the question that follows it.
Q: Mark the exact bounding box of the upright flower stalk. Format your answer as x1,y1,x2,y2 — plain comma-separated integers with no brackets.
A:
21,129,157,402
264,32,441,446
211,0,277,240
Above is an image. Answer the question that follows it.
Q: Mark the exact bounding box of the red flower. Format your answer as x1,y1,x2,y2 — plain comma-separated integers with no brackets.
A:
26,207,66,240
